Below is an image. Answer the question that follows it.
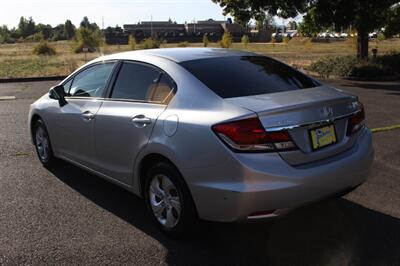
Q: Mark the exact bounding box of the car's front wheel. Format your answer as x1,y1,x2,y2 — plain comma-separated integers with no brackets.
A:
144,161,198,238
33,119,55,167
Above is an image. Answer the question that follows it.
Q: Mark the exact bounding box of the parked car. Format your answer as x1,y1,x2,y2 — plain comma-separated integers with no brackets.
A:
29,48,374,237
369,32,379,39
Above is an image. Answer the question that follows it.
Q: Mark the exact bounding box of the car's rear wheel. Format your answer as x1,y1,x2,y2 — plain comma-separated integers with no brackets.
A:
33,119,55,167
144,161,198,238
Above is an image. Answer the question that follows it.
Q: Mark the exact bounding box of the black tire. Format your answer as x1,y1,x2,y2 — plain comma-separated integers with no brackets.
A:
144,160,198,238
33,119,55,168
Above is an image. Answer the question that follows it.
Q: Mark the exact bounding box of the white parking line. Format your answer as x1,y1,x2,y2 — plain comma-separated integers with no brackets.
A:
372,125,400,133
0,96,16,101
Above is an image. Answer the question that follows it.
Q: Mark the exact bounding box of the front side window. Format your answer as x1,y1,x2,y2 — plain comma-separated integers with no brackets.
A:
69,63,115,97
111,62,174,103
62,79,73,94
180,56,320,99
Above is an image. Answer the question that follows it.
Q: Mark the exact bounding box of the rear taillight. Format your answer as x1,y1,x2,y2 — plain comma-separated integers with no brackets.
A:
212,117,297,152
347,103,365,135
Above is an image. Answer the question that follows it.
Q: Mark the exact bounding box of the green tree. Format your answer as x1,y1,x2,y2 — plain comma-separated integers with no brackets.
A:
220,30,232,48
297,7,322,38
0,25,12,43
73,27,102,53
212,0,400,59
255,12,274,30
140,38,160,49
202,34,209,47
64,20,76,39
18,16,36,38
80,16,99,31
241,34,249,47
128,35,136,50
35,23,53,40
52,24,66,41
384,4,400,38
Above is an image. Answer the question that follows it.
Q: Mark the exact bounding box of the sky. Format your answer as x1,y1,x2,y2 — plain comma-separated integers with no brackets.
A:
1,0,227,28
0,0,293,28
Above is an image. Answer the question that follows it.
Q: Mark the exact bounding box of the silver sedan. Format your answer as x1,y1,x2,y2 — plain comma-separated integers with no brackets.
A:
29,48,374,237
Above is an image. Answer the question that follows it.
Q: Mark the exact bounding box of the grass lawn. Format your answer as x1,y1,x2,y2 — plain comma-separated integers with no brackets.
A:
0,38,399,79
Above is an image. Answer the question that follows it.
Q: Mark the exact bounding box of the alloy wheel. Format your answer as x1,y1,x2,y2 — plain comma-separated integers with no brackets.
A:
149,174,182,229
35,126,50,162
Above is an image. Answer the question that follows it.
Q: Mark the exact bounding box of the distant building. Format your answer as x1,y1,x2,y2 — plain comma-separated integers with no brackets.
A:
124,21,186,39
185,22,224,37
118,18,270,44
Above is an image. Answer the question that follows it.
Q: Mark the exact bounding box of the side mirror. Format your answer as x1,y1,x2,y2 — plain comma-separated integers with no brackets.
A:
49,85,68,106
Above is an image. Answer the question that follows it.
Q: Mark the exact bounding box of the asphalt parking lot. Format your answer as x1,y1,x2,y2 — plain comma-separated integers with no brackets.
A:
0,79,399,265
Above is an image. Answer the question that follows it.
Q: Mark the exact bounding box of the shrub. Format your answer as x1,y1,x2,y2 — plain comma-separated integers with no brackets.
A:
140,38,160,49
177,41,189,47
305,38,313,50
307,56,359,78
24,33,44,43
307,54,399,79
273,35,283,43
203,35,209,47
283,36,291,44
271,37,276,47
375,52,400,74
128,35,136,50
0,34,15,44
160,39,168,48
219,30,232,48
32,41,56,55
377,33,386,42
72,27,102,53
349,63,394,78
241,34,249,47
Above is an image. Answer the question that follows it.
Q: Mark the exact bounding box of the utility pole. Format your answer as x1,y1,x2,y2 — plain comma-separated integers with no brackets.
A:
151,15,153,38
193,17,196,34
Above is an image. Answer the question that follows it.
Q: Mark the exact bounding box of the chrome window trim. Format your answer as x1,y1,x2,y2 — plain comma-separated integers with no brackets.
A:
101,98,167,106
64,97,104,101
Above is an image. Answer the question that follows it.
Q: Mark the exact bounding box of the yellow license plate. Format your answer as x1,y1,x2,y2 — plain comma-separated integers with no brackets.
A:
309,124,337,150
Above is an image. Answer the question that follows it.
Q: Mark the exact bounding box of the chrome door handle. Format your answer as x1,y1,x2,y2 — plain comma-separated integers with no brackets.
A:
81,111,95,121
132,115,152,128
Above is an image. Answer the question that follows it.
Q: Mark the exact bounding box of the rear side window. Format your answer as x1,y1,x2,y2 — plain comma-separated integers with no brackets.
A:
179,56,319,98
111,62,174,103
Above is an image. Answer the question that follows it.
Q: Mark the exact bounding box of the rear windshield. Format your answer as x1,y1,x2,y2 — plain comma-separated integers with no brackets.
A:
179,56,320,98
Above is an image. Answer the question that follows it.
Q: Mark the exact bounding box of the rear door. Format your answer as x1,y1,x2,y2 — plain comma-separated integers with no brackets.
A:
50,62,116,168
94,61,175,184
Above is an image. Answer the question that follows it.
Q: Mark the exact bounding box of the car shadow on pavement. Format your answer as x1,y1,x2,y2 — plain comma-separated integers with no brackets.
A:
48,161,400,266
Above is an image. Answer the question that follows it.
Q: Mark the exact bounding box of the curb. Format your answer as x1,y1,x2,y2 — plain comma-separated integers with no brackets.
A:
343,75,400,82
0,76,66,83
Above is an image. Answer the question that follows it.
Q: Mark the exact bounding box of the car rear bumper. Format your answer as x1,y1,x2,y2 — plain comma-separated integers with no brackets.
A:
183,127,374,222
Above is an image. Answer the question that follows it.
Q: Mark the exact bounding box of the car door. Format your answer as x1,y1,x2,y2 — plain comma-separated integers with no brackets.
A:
94,61,175,184
50,62,116,168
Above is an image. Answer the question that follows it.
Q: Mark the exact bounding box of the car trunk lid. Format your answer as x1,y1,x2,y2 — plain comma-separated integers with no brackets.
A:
225,86,360,165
